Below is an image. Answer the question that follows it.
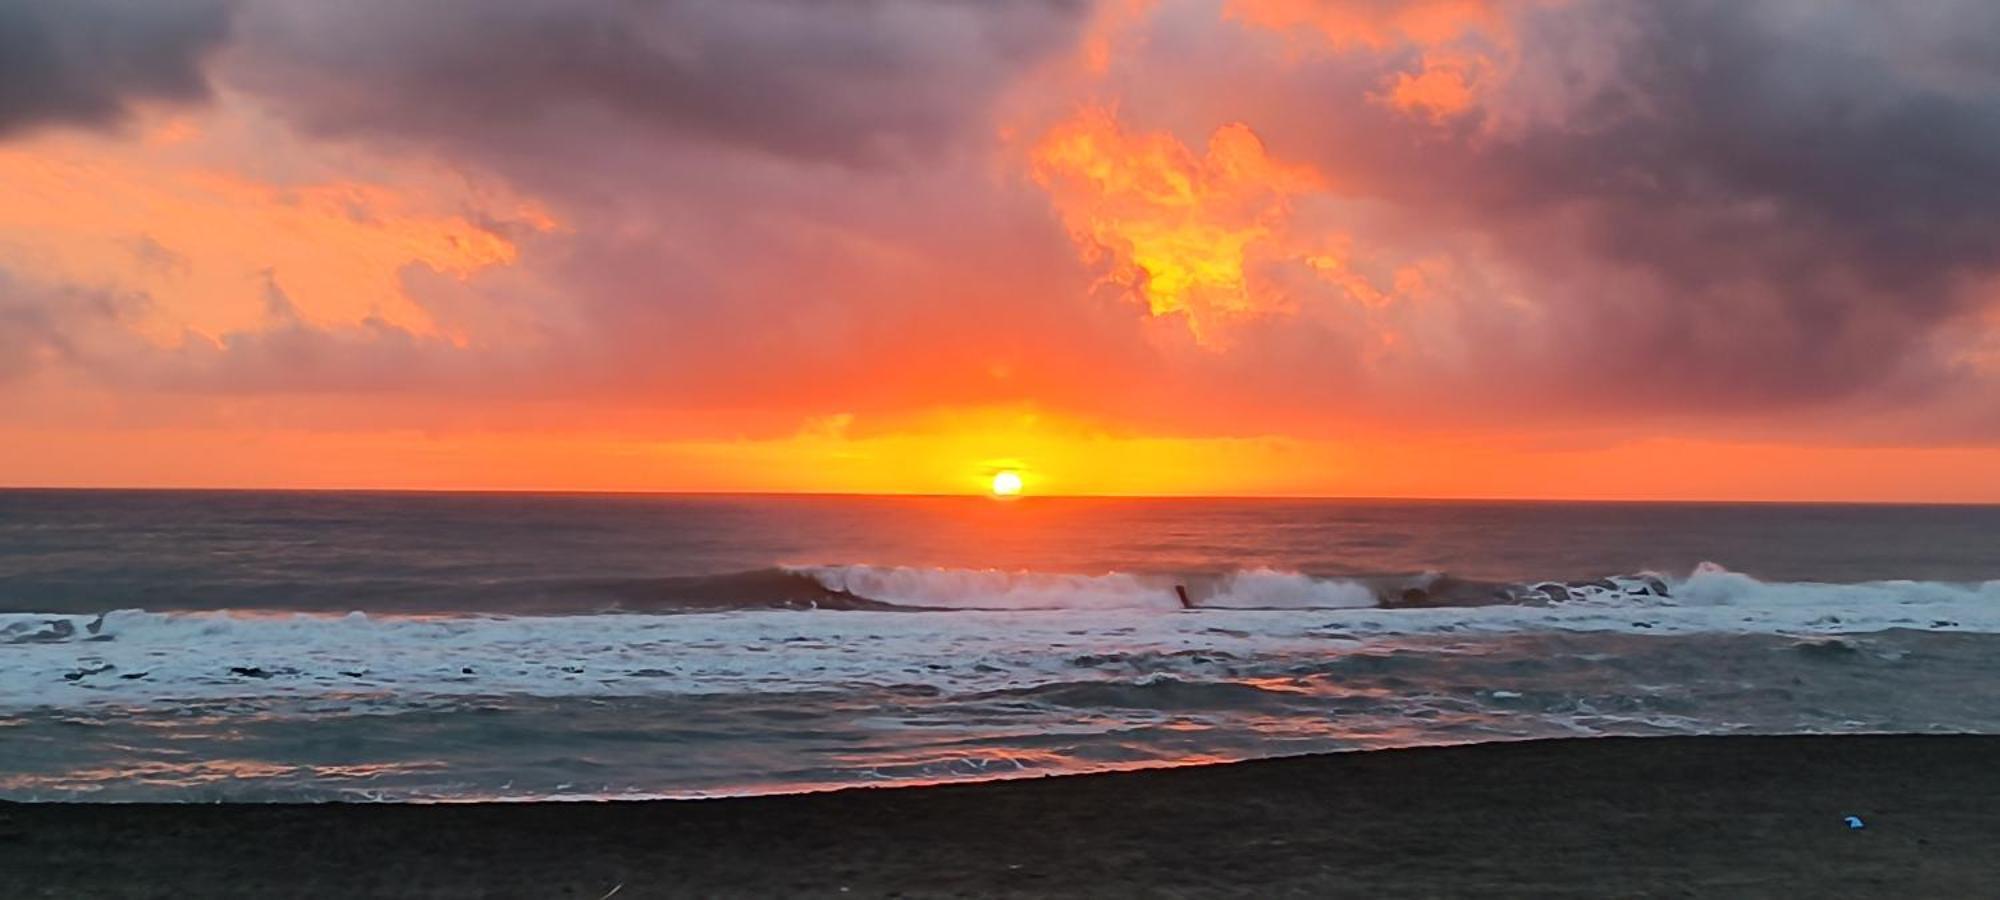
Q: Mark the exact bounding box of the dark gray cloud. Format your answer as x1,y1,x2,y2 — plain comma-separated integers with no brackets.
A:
1120,0,2000,420
1487,0,2000,411
0,0,231,136
233,0,1087,167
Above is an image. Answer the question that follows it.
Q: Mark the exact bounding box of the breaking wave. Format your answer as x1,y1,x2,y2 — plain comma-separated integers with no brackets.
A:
4,562,1997,718
794,565,1389,611
7,562,1997,628
788,563,1675,611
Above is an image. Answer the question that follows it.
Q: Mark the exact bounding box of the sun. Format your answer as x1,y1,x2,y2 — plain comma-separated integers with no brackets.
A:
990,469,1024,497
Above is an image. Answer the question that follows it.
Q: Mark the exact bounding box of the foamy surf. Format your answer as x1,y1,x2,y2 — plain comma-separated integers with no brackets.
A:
7,564,2000,800
5,564,1997,715
786,562,1990,617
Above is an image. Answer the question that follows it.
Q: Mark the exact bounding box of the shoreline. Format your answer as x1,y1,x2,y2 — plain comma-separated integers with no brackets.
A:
4,734,1996,897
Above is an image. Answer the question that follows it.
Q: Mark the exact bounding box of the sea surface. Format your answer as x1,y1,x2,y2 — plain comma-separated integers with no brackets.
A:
2,489,1997,801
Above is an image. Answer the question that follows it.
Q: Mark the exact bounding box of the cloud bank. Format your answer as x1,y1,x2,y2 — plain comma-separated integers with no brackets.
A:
0,0,230,136
0,0,1996,494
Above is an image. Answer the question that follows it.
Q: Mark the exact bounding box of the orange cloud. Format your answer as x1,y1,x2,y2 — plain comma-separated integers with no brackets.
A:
0,98,554,346
1225,0,1503,48
1078,0,1159,75
1030,106,1322,343
1384,51,1484,119
1227,0,1520,120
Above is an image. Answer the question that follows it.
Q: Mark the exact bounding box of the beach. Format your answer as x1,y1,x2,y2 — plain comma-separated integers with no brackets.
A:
3,734,1993,898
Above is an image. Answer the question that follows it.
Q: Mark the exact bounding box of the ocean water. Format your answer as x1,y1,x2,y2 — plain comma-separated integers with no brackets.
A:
2,489,1997,801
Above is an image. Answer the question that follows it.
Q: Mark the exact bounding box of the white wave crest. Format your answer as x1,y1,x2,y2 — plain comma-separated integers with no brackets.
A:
1202,569,1377,609
792,565,1379,611
1670,561,2000,611
797,565,1172,610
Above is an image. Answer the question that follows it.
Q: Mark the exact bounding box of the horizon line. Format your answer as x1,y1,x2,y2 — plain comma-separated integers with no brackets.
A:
2,484,1995,507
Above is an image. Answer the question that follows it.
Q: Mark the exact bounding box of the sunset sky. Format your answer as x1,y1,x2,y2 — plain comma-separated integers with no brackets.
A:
3,0,1998,500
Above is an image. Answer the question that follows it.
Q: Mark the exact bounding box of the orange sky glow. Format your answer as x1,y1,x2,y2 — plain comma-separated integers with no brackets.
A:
2,0,1996,501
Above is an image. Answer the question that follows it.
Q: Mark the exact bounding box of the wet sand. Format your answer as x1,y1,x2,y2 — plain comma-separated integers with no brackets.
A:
2,734,1995,898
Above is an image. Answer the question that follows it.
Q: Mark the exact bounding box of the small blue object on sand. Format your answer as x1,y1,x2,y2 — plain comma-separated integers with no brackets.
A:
1844,815,1865,830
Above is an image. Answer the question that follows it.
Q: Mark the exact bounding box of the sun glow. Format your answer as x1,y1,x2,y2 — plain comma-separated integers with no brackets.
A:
990,469,1025,497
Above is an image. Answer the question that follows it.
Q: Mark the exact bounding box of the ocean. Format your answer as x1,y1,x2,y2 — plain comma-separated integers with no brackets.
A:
2,489,1997,801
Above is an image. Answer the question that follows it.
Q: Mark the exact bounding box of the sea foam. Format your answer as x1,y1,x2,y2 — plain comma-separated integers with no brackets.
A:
4,564,1997,714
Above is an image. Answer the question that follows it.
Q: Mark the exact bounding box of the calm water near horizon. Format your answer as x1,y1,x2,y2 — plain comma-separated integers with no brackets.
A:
3,489,1997,801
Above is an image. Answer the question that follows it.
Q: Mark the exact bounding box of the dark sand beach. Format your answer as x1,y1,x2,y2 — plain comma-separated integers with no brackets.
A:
3,734,1996,898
